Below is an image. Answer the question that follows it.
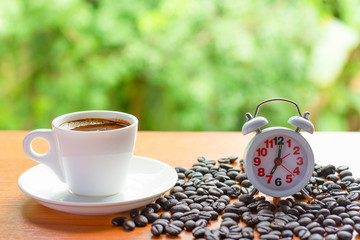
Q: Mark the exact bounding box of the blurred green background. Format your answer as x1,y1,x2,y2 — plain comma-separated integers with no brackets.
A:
0,0,359,131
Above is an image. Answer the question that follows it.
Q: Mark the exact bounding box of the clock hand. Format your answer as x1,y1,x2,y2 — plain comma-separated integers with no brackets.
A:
281,153,290,160
280,163,295,176
270,144,283,175
277,143,282,159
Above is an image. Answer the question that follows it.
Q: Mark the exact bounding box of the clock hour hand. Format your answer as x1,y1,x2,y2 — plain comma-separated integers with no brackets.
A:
270,163,279,175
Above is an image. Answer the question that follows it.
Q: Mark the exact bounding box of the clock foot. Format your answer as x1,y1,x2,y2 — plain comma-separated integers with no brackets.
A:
301,188,313,201
249,188,259,197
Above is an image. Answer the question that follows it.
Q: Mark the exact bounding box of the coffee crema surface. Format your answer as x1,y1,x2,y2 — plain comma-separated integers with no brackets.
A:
60,118,130,131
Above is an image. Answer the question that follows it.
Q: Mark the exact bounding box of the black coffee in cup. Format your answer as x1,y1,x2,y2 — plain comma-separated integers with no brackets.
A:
60,118,130,131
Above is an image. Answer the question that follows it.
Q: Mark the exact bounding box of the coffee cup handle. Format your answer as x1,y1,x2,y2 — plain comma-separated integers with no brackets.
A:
23,129,66,182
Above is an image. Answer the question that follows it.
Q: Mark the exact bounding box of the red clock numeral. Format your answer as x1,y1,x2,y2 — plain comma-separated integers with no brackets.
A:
254,157,261,166
293,167,300,175
256,148,267,157
293,146,300,155
258,168,265,177
287,139,292,148
266,175,273,184
286,175,293,183
296,157,303,165
265,139,273,148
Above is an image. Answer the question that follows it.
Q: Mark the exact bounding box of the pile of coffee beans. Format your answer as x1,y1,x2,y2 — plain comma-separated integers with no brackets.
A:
112,156,360,240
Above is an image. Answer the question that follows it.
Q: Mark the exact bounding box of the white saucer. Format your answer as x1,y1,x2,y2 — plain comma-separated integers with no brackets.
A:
18,156,178,215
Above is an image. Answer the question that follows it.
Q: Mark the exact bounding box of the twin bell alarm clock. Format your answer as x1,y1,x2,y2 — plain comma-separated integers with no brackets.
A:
242,98,315,198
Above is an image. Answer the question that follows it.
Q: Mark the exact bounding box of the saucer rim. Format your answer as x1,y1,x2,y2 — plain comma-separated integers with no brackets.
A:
18,155,178,207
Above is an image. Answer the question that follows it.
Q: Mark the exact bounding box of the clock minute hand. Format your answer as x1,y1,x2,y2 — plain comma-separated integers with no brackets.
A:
278,143,283,159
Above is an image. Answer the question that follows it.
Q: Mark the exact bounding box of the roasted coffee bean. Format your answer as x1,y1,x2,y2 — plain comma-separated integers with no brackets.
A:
331,206,345,215
228,155,238,163
316,208,330,218
171,186,184,194
326,215,342,226
340,170,352,178
322,218,336,227
112,216,127,226
151,224,164,236
134,214,148,227
337,230,352,240
160,212,171,220
184,220,196,231
298,229,311,240
343,217,355,226
208,187,224,197
147,203,161,212
298,217,312,226
220,163,233,170
192,226,207,238
152,218,170,227
308,233,323,240
227,171,238,180
165,223,182,236
336,165,349,172
212,200,227,213
325,234,337,240
224,206,242,215
282,229,293,238
205,160,216,165
320,165,335,177
227,184,241,198
240,179,252,187
347,192,359,201
340,224,354,233
259,233,280,240
270,220,286,231
306,222,320,230
339,212,350,218
285,221,300,230
170,204,190,214
239,194,253,204
171,212,183,220
222,212,240,222
337,196,351,206
353,215,360,223
162,198,178,211
205,229,221,240
195,219,208,227
326,174,339,182
325,226,338,234
173,192,187,200
310,226,325,236
146,212,159,223
220,218,237,228
257,224,271,234
129,208,141,219
235,173,247,183
218,225,229,238
178,210,198,222
122,219,136,231
171,220,185,229
218,157,230,164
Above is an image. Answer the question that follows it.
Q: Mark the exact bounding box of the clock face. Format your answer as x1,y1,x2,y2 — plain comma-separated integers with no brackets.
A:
245,127,314,197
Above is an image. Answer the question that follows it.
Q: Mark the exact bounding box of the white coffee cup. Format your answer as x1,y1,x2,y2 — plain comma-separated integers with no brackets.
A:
23,110,138,197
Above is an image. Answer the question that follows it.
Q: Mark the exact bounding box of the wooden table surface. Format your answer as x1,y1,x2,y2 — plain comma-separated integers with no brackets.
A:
1,131,360,239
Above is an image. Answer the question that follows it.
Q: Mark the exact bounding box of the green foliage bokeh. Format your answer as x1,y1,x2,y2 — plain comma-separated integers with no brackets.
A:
0,0,359,131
